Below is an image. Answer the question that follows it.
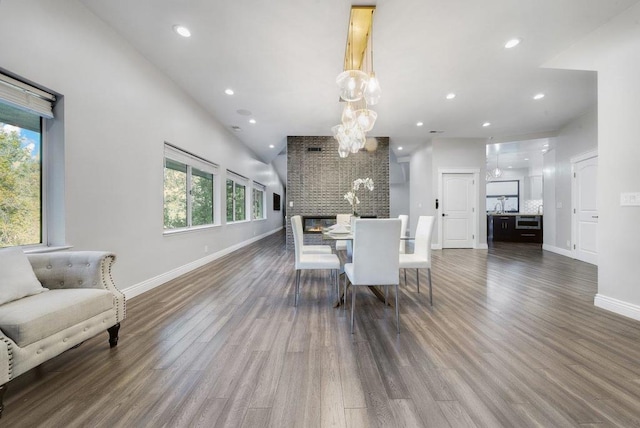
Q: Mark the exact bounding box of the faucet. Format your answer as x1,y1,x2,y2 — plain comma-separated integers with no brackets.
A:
494,202,502,214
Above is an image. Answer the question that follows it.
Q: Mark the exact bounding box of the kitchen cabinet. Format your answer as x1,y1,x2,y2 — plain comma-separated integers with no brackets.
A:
487,215,543,243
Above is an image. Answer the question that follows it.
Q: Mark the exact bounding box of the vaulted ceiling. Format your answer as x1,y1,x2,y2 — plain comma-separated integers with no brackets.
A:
81,0,639,163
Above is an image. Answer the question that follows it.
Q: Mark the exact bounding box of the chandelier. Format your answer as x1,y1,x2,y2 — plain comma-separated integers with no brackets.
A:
332,6,380,158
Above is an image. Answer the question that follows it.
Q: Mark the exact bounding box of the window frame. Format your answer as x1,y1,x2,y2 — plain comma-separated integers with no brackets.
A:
0,71,59,250
163,143,219,233
226,171,250,223
486,179,520,213
252,181,266,221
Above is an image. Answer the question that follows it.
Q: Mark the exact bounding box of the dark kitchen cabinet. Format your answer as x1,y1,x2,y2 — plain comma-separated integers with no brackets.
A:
488,215,543,243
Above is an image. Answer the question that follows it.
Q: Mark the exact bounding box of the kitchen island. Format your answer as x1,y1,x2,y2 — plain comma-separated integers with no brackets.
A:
487,213,543,243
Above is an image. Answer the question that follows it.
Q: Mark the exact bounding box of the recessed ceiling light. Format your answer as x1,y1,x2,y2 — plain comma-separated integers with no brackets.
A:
249,119,256,124
524,158,529,161
224,88,234,95
542,149,547,153
543,143,549,147
533,93,545,100
416,122,424,127
269,144,275,149
482,122,491,127
504,38,521,49
173,25,191,38
446,93,456,100
398,146,403,150
508,166,513,168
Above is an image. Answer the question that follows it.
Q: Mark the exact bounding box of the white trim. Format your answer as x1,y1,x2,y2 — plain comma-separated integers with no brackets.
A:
570,149,598,164
475,243,488,250
594,294,640,322
437,168,480,249
542,244,573,258
432,244,443,250
122,226,283,299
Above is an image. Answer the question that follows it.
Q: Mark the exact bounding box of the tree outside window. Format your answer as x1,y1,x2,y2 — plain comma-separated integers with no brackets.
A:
0,112,42,248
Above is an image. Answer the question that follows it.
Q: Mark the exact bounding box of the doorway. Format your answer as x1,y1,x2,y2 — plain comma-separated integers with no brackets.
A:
439,171,478,248
572,152,598,265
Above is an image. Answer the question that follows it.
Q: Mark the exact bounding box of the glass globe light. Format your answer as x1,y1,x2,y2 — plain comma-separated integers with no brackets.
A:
363,74,381,105
490,167,503,178
341,103,357,127
336,70,368,102
331,124,344,139
338,146,349,158
355,109,377,132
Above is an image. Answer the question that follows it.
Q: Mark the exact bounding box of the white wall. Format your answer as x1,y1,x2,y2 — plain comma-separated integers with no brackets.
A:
432,138,487,246
409,142,434,238
389,152,410,221
0,0,284,294
546,3,640,318
550,107,598,252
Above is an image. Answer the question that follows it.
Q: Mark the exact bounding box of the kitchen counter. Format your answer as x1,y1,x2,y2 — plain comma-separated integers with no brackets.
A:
487,214,543,243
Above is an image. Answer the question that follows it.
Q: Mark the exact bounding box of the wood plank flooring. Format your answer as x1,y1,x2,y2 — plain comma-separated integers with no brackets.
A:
4,232,640,427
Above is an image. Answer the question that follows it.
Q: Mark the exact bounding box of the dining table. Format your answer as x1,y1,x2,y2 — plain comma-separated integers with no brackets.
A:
322,226,411,308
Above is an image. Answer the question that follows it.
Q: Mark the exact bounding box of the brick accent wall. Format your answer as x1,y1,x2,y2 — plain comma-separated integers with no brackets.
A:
286,136,390,249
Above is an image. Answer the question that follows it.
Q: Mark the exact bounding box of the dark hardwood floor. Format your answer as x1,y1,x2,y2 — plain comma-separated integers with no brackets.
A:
4,232,640,427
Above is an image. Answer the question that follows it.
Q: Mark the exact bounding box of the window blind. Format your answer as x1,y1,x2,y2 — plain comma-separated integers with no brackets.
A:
253,181,266,191
226,170,249,183
164,143,218,175
0,73,55,119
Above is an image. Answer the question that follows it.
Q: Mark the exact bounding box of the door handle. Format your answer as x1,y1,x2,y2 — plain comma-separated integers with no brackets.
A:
592,215,599,219
442,213,448,217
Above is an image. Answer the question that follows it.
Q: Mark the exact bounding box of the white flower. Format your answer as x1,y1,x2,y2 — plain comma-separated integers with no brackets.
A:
344,178,374,208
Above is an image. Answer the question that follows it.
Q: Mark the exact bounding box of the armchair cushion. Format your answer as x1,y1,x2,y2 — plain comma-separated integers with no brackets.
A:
0,248,47,305
0,289,113,347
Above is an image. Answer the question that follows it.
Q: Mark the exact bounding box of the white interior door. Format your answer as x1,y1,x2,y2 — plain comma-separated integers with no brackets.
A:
442,173,474,248
573,156,598,265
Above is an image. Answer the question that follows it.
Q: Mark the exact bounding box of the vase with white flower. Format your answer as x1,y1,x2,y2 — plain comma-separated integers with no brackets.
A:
344,177,374,217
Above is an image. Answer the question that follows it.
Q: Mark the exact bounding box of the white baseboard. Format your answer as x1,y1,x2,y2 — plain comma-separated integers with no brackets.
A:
475,243,488,250
542,244,573,258
122,227,283,299
594,294,640,322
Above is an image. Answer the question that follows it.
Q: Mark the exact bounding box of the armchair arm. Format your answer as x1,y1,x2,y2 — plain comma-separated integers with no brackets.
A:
27,251,126,323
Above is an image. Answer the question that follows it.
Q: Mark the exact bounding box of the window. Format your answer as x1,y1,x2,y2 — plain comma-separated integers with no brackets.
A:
0,73,56,248
164,143,218,231
226,171,248,222
252,182,266,220
487,180,520,212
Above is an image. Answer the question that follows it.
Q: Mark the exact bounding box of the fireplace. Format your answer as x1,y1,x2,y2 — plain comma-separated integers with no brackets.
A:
302,216,337,234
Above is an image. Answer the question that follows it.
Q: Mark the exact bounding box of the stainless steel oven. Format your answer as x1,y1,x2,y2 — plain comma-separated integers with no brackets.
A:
515,215,541,230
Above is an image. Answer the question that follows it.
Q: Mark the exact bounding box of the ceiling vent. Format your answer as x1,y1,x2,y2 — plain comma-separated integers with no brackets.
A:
231,126,242,132
429,130,444,134
307,147,322,152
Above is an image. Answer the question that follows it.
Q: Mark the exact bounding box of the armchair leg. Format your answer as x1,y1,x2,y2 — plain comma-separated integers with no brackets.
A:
416,269,420,293
107,323,121,348
428,268,433,306
0,384,6,418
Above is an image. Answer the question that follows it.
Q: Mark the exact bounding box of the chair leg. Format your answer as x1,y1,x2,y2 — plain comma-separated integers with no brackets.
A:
384,285,388,306
395,283,400,334
416,269,420,293
428,268,433,306
343,274,347,310
403,269,407,286
351,285,357,334
295,270,301,306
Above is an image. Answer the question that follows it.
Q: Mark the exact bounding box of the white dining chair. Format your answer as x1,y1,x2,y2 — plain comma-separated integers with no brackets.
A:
291,215,333,254
291,216,341,306
399,215,435,305
344,218,401,334
334,213,352,252
398,214,408,254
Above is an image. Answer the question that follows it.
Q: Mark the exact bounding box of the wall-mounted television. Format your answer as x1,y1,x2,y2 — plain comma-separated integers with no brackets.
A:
273,193,281,211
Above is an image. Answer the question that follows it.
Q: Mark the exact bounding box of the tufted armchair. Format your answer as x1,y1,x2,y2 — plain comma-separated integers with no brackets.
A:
0,251,125,417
